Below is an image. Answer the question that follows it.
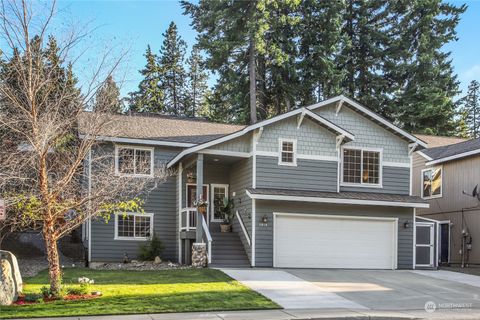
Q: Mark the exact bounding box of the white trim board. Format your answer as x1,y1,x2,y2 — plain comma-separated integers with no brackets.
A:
114,212,154,241
79,134,195,148
246,190,429,208
167,101,354,168
425,148,480,166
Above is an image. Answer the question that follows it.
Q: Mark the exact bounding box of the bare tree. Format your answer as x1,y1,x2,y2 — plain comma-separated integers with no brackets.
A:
0,0,172,297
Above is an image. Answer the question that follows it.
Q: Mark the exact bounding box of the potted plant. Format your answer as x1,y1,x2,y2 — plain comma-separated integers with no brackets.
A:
193,198,208,216
219,197,234,232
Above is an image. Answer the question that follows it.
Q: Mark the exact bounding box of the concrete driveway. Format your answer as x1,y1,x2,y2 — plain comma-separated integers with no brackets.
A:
222,268,480,312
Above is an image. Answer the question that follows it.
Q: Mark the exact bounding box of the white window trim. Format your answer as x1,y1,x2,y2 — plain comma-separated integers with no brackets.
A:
340,146,383,188
210,184,229,223
114,212,154,241
114,145,154,178
185,183,209,208
278,138,297,166
421,166,443,199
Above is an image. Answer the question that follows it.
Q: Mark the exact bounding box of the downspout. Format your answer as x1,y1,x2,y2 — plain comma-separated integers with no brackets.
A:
87,147,92,265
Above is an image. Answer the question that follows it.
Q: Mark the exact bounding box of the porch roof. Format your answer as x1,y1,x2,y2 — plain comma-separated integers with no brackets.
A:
246,187,429,208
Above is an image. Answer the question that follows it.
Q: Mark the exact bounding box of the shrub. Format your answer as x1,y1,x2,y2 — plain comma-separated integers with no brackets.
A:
138,235,164,261
23,293,42,303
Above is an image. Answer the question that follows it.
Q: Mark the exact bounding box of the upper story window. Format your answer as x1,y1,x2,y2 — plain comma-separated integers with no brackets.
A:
422,167,442,199
114,212,153,240
342,147,382,186
278,138,297,166
115,145,154,177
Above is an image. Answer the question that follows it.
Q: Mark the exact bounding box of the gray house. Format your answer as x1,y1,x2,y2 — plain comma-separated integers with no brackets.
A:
413,138,480,268
81,95,429,269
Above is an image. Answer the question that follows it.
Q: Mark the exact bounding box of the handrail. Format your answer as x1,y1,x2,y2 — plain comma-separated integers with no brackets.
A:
201,215,212,264
236,210,251,246
181,207,197,231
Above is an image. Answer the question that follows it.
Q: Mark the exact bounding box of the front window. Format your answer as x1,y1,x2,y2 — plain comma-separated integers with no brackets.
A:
422,167,442,198
116,146,153,177
342,148,381,185
115,213,153,240
278,139,296,166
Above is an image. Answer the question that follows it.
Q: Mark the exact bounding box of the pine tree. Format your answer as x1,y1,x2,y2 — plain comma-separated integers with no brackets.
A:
128,46,164,113
94,75,122,113
185,46,209,117
392,0,466,135
458,80,480,138
297,0,344,105
159,22,187,116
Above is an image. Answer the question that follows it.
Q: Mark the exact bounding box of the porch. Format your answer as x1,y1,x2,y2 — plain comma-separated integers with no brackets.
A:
178,153,252,267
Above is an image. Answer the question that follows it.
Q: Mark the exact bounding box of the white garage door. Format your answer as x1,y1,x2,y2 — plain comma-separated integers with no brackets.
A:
274,214,397,269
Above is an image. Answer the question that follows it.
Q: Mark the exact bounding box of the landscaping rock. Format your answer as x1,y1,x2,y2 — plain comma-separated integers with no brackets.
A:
90,260,191,271
0,250,23,294
154,256,162,264
0,259,15,305
191,243,207,268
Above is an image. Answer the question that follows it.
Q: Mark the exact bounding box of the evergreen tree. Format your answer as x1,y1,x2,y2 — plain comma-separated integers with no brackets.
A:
158,22,187,116
94,75,122,113
185,46,209,117
458,80,480,138
128,46,164,113
392,0,466,134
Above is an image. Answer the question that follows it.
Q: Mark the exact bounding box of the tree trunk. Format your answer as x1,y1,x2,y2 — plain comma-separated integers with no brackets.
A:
44,231,62,297
249,36,257,124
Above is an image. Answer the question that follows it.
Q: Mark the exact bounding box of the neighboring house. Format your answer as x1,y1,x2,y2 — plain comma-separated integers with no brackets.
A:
80,95,429,269
413,138,480,268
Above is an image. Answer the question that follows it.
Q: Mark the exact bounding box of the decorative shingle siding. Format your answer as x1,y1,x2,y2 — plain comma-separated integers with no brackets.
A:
90,143,180,262
207,134,251,153
255,201,414,269
256,156,337,192
314,105,410,164
341,166,410,195
230,158,253,262
256,117,337,157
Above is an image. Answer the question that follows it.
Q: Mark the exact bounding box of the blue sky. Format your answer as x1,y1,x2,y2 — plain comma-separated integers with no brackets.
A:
57,0,480,98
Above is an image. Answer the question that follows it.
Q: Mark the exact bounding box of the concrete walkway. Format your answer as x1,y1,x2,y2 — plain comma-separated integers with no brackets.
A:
15,308,480,320
412,269,480,289
220,269,367,309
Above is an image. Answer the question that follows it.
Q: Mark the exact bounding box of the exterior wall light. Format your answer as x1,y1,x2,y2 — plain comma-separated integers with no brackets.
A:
404,221,410,228
261,215,268,224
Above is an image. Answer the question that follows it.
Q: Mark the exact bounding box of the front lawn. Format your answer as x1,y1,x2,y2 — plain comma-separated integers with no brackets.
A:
0,268,279,319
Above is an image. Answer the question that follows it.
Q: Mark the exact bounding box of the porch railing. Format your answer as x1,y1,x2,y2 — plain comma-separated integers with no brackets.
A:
180,207,197,231
236,210,251,246
202,215,212,264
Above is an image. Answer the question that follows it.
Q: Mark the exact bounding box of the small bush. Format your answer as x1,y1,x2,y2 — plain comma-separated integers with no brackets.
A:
138,235,164,261
23,293,42,303
66,286,88,295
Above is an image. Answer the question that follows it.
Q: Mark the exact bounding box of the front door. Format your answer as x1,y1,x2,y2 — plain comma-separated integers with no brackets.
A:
439,223,450,264
186,184,209,223
416,222,435,267
210,184,229,222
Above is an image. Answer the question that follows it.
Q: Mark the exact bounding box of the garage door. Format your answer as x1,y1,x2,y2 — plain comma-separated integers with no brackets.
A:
274,214,397,269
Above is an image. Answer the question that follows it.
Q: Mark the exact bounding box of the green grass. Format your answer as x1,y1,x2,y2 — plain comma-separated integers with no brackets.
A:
0,268,279,319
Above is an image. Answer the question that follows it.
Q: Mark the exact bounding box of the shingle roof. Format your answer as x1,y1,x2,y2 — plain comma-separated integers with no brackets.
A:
78,112,245,144
421,138,480,161
247,188,427,204
414,134,467,148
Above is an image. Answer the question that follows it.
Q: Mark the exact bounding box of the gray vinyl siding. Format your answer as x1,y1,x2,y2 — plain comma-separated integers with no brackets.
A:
256,156,338,192
90,144,180,263
341,166,410,195
255,201,414,269
230,158,253,262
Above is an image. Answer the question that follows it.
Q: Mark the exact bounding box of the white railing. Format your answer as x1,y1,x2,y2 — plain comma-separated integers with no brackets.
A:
236,210,251,246
202,215,212,264
180,207,197,231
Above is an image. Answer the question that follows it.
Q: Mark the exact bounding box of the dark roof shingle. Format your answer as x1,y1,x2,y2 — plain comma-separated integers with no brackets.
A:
422,138,480,161
247,188,427,204
78,112,245,144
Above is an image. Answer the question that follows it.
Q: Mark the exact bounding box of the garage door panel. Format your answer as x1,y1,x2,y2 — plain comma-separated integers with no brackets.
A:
274,214,396,269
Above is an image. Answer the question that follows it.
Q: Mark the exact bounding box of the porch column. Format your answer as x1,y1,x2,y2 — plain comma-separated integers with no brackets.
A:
196,154,204,243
